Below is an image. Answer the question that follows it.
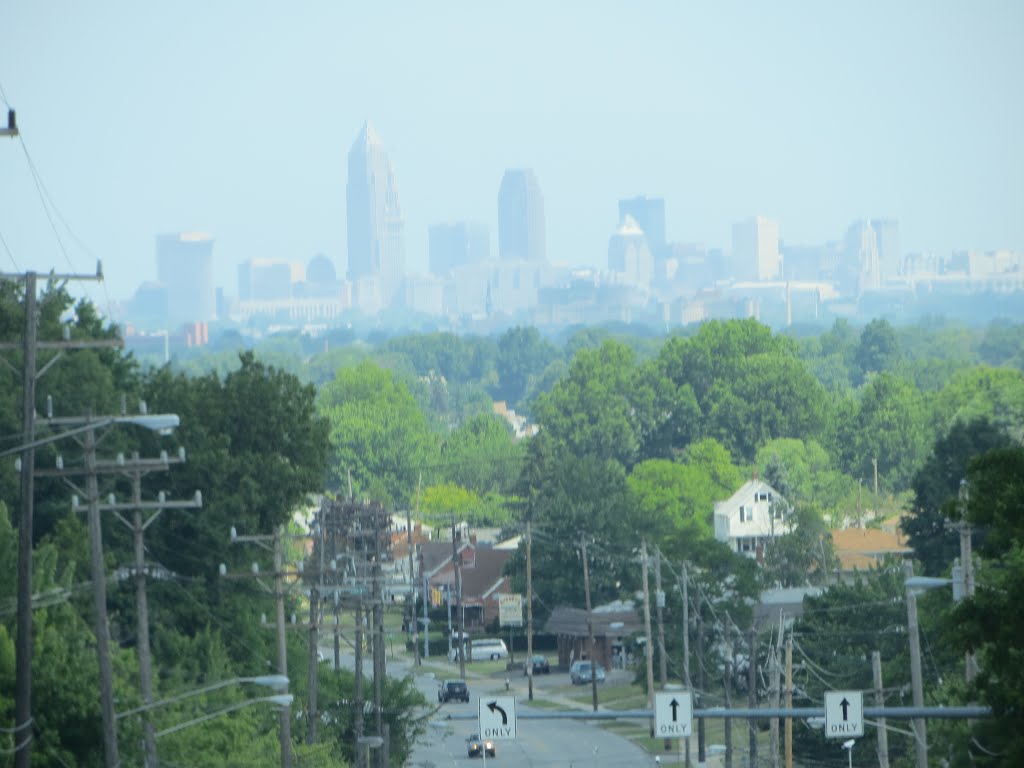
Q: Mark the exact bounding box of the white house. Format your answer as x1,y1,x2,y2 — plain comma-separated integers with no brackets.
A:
713,479,790,561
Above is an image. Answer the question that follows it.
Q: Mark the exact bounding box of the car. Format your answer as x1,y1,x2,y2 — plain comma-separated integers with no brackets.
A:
437,679,469,703
523,654,550,675
569,660,606,685
472,638,509,660
466,733,496,758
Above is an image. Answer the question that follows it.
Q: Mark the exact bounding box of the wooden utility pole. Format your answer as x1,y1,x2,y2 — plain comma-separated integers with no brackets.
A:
681,565,691,768
273,529,294,768
581,539,598,712
770,615,782,768
872,650,890,768
1,266,113,768
654,548,669,751
697,608,705,766
905,561,927,768
723,635,733,768
526,521,535,701
102,452,200,768
785,634,793,768
641,541,656,735
451,513,465,678
86,424,120,768
748,628,758,767
354,602,365,768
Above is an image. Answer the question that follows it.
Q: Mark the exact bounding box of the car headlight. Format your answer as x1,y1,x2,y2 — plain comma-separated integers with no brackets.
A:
485,741,494,749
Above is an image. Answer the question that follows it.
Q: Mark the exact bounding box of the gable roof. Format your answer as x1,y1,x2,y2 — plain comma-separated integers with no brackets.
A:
713,479,784,515
544,603,643,638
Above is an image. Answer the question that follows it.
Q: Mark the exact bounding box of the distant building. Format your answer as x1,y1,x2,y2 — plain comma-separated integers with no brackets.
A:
713,479,790,562
870,218,901,281
618,195,666,255
295,253,344,299
238,259,301,301
429,221,489,276
498,169,546,262
346,121,405,305
731,216,781,281
844,220,882,293
607,215,654,286
155,232,216,325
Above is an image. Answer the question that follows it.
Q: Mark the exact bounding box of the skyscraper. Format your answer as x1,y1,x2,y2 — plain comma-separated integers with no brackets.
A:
618,195,666,255
429,221,489,277
607,215,653,286
870,218,901,280
731,216,780,281
498,169,546,262
346,121,405,301
155,232,216,325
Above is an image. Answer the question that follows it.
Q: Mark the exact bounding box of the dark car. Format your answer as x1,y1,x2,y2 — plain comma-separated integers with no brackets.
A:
466,733,496,758
437,679,469,703
523,654,550,675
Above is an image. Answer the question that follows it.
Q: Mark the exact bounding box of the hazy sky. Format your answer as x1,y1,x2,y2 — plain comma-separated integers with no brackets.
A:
1,1,1022,305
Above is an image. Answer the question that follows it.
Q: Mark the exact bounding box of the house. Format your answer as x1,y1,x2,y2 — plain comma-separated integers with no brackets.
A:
420,538,513,630
543,600,644,670
832,523,912,578
713,479,789,562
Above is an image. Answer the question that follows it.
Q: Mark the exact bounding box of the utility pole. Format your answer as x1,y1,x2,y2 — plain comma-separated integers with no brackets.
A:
640,541,656,736
872,650,890,768
86,424,120,768
1,265,113,768
307,523,324,745
957,480,978,683
372,512,385,768
748,628,758,767
224,527,294,768
696,607,705,767
526,521,535,702
723,632,732,768
407,482,420,666
784,633,793,768
872,457,879,495
904,561,927,768
770,614,782,768
421,547,429,660
451,513,466,678
681,564,691,768
102,450,200,768
581,539,599,712
354,602,365,768
654,549,669,752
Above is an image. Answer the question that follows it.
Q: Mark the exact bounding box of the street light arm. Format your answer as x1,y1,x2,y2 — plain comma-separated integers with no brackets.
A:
0,414,180,459
154,695,293,739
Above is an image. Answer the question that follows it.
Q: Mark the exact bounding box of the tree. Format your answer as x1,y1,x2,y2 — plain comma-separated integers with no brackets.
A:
932,366,1024,443
317,360,435,506
853,318,901,384
948,447,1024,766
532,340,643,468
903,418,1014,576
439,413,524,495
493,326,558,408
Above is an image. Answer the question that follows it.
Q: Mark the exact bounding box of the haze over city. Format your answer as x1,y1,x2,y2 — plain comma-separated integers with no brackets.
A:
2,1,1022,304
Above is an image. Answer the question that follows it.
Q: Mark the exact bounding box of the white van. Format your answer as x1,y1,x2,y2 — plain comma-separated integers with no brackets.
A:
471,638,509,660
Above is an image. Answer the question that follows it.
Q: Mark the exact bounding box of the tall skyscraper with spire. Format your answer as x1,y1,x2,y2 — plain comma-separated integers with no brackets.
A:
346,121,405,305
498,168,546,262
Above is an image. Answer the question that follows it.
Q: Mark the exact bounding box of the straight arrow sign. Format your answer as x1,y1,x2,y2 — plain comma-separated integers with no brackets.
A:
655,691,693,737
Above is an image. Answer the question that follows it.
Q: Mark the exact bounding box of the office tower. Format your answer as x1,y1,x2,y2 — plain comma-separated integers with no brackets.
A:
346,121,405,300
731,216,781,281
844,220,881,293
498,169,546,262
607,215,654,286
618,195,666,255
869,218,901,280
155,232,216,325
429,221,489,277
238,259,299,301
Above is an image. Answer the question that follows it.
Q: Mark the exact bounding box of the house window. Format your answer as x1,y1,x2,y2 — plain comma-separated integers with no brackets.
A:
740,506,754,523
738,538,755,553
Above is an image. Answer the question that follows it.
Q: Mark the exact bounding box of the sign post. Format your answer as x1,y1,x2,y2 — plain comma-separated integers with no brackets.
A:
655,691,693,738
479,696,517,741
824,690,864,739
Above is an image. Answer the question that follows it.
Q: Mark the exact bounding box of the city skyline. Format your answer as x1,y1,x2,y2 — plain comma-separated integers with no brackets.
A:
1,2,1022,302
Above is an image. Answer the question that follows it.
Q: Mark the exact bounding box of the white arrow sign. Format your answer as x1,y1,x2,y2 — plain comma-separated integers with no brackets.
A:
479,696,517,740
824,690,864,738
655,691,693,737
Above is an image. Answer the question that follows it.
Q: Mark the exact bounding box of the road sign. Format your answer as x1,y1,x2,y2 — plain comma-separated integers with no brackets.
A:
479,696,517,740
498,594,523,627
655,691,693,737
824,690,864,738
